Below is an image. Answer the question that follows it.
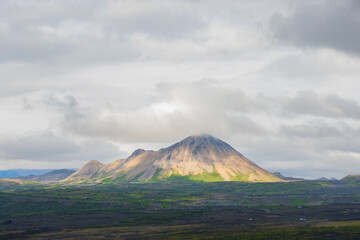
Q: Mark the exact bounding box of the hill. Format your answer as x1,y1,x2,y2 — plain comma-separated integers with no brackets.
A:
342,175,360,184
19,169,76,183
64,135,280,183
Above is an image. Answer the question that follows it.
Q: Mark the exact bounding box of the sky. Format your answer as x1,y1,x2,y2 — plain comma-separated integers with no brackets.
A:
1,0,360,179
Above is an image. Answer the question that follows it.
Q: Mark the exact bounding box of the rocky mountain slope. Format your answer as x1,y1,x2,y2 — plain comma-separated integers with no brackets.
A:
64,135,280,183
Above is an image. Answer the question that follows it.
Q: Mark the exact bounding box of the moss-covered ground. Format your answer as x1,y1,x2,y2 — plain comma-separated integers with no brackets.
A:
0,180,359,239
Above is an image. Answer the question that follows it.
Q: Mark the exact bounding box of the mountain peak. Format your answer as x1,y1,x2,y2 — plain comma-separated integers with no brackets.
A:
177,134,221,145
63,160,104,181
169,134,235,156
185,134,218,141
129,149,146,159
86,160,104,166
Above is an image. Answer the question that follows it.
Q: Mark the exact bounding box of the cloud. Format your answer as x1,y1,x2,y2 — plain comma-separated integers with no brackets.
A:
0,131,122,163
284,91,360,119
280,121,342,138
0,0,360,178
0,0,270,65
60,80,268,142
40,94,84,119
261,49,360,85
271,0,360,56
242,121,360,179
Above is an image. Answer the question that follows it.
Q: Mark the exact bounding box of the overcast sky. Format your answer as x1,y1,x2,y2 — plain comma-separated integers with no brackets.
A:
1,0,360,179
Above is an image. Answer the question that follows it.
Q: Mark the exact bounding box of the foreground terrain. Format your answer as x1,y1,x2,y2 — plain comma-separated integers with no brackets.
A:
0,179,360,239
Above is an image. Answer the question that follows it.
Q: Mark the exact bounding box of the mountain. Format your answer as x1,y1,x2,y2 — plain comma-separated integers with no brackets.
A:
64,160,104,182
0,169,56,178
19,169,76,183
64,135,281,183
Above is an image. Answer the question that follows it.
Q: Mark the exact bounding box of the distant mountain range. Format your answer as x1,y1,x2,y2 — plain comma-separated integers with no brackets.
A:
0,169,56,178
18,169,76,183
64,135,281,183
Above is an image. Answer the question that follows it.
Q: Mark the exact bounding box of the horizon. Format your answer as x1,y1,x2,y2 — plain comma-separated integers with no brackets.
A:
1,0,360,179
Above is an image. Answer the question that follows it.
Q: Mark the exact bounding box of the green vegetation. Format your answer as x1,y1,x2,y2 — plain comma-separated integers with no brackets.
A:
228,170,252,181
290,197,307,205
186,166,224,182
342,175,360,186
155,165,225,182
145,166,225,182
100,177,114,183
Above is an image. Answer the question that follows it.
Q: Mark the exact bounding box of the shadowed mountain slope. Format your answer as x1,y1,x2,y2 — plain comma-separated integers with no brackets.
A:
19,169,75,183
64,135,280,183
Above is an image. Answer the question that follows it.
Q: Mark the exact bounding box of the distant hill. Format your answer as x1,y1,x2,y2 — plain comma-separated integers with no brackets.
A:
0,178,28,184
273,172,305,181
341,175,360,184
0,169,55,178
65,135,281,183
19,169,76,183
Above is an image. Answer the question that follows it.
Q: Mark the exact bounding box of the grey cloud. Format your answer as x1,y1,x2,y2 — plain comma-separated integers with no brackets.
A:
280,121,342,138
230,116,360,179
0,0,271,65
41,94,78,110
278,120,360,153
0,132,122,162
41,94,84,119
262,53,335,82
271,0,360,56
326,94,360,118
96,1,205,39
240,129,360,179
0,0,204,64
22,94,84,119
284,91,360,119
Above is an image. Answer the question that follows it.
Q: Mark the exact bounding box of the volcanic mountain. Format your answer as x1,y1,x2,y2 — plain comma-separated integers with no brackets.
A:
64,135,280,183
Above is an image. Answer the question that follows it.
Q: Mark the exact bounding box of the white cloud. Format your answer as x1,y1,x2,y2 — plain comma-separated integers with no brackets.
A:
59,80,267,142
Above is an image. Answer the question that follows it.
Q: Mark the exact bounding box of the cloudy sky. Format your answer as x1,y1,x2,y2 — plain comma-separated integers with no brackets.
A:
1,0,360,179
